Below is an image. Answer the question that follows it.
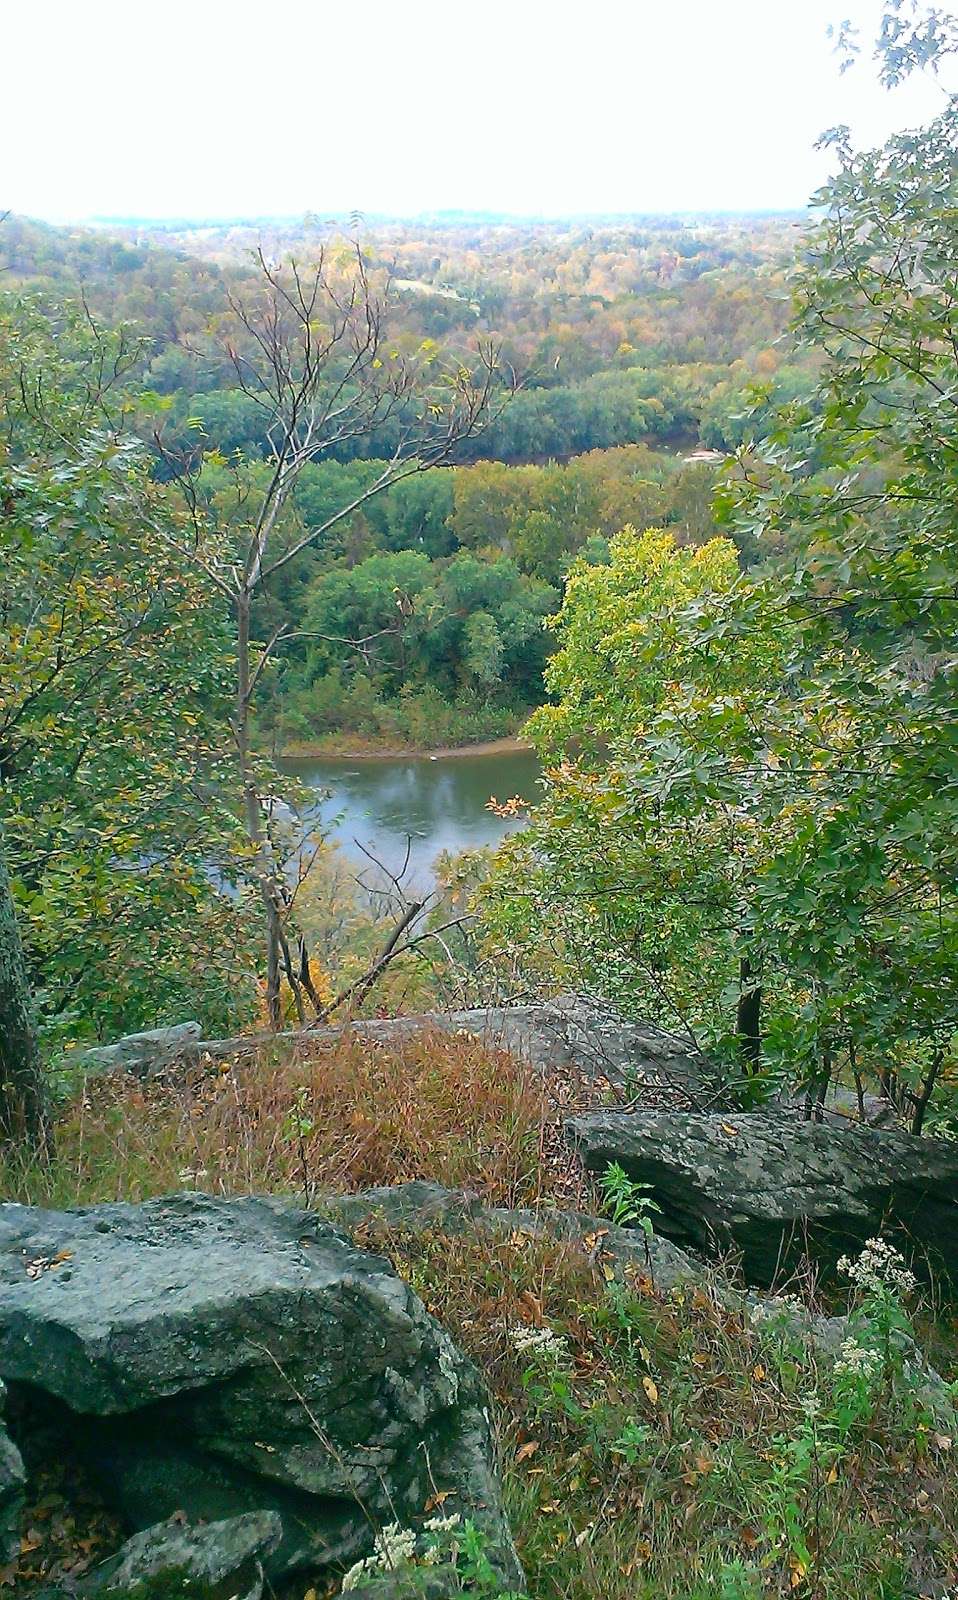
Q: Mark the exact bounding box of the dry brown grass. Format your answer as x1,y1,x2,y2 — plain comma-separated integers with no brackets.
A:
3,1027,576,1213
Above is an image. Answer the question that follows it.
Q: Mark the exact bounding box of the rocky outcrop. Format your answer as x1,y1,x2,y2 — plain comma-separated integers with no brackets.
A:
565,1109,958,1286
73,995,708,1104
85,1510,281,1599
319,1179,705,1294
0,1194,521,1591
70,1022,202,1078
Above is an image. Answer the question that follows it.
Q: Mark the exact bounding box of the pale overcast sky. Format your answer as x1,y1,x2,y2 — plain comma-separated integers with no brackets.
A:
2,0,951,222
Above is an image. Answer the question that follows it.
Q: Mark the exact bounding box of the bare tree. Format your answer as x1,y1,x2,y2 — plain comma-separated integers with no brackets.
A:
157,243,513,1026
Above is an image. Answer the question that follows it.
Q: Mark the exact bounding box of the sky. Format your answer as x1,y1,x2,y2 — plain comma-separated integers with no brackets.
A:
2,0,951,223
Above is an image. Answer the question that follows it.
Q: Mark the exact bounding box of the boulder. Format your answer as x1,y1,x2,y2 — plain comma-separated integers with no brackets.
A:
86,1510,281,1599
192,994,710,1105
320,1179,705,1294
0,1382,26,1565
0,1194,521,1590
565,1109,958,1287
69,1022,202,1079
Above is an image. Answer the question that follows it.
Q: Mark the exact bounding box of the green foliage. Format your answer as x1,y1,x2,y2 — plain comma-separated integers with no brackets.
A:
398,1222,958,1600
482,97,958,1116
274,550,555,743
599,1161,662,1239
0,297,259,1046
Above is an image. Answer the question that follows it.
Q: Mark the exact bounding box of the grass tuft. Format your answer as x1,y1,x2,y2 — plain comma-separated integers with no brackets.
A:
1,1028,566,1213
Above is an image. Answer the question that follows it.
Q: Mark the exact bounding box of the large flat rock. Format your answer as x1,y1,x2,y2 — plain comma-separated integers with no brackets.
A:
0,1194,520,1588
92,995,709,1106
565,1109,958,1287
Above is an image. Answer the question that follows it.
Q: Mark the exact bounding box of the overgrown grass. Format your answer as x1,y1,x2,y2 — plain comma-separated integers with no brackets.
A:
1,1029,564,1212
359,1221,958,1600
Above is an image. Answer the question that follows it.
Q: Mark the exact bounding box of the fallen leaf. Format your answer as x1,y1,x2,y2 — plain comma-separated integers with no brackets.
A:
515,1440,540,1464
720,1122,739,1137
519,1289,544,1325
642,1375,659,1406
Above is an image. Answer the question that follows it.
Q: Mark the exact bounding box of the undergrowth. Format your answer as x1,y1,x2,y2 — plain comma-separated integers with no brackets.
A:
3,1035,958,1598
0,1029,568,1213
355,1221,958,1600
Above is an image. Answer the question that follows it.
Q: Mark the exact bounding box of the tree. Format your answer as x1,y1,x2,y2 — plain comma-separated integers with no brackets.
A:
0,819,44,1142
0,297,259,1054
157,245,510,1025
483,37,958,1123
715,85,958,1122
480,527,775,1086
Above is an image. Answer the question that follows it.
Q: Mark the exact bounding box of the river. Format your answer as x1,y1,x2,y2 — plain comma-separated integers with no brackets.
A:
278,744,541,895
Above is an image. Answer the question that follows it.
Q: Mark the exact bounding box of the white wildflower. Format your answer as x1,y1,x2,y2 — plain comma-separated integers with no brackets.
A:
749,1292,802,1325
833,1337,883,1380
509,1324,569,1361
423,1513,462,1534
341,1523,417,1591
838,1238,917,1298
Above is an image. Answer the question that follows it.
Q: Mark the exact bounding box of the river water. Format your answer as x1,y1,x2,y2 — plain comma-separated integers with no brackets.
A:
278,745,541,895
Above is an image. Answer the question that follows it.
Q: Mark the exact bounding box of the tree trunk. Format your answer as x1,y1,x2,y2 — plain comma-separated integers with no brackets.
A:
911,1050,943,1136
235,592,284,1028
0,820,47,1144
736,956,762,1076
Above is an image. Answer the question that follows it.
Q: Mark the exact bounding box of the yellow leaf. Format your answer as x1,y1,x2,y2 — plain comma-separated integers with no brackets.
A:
642,1375,659,1406
752,1363,767,1382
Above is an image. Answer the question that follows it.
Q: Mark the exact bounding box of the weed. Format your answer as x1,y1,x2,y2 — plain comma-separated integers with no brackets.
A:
599,1160,661,1243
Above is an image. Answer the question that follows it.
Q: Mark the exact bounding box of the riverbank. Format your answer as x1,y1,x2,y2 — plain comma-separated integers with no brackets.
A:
273,733,533,762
